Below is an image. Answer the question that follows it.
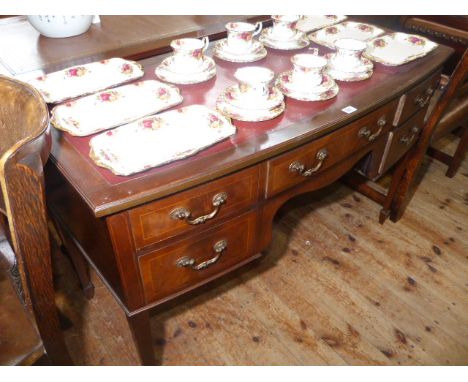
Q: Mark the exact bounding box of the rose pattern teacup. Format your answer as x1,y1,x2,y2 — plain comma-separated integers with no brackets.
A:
333,38,366,71
170,37,209,73
226,21,263,53
234,66,275,106
271,15,301,41
291,50,327,87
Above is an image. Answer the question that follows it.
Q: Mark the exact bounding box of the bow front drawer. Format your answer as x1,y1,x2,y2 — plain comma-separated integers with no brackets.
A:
138,211,258,304
128,166,259,251
265,98,399,197
379,108,427,175
394,71,441,126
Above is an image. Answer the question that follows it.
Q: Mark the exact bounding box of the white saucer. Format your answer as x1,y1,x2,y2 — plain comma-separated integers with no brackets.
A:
327,68,373,82
260,28,310,50
214,39,267,63
325,53,373,82
216,85,285,122
223,84,284,110
276,71,339,101
326,53,374,73
155,56,217,85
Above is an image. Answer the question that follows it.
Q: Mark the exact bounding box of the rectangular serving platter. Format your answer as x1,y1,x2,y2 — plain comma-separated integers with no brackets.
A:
89,105,237,176
296,15,347,33
27,57,144,103
364,32,439,66
309,21,385,49
50,80,183,136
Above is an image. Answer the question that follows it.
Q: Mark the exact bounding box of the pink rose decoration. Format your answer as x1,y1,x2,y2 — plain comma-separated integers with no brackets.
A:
100,93,111,101
142,119,154,128
408,36,425,46
68,68,79,76
121,63,133,74
106,131,113,136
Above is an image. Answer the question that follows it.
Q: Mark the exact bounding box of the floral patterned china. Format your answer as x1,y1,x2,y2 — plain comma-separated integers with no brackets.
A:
290,50,328,86
214,39,267,63
276,71,339,102
326,52,374,82
89,105,236,176
225,21,263,53
50,80,183,136
169,37,209,73
234,66,275,106
364,32,438,66
296,15,347,33
217,66,284,121
155,55,217,85
270,15,302,41
222,84,284,111
216,95,285,122
260,28,310,50
308,21,385,49
330,38,370,71
27,58,144,103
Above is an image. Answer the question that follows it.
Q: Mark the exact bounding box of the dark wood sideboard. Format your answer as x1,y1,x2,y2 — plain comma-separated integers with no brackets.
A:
0,16,453,365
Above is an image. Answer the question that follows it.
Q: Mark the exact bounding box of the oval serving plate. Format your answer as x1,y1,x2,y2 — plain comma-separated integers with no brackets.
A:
27,58,145,104
50,80,183,136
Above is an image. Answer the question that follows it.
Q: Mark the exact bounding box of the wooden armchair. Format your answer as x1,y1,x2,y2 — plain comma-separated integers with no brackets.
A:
402,16,467,178
0,75,72,365
386,49,467,222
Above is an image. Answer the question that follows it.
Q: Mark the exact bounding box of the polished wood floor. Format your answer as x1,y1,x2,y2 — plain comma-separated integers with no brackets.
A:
53,135,468,365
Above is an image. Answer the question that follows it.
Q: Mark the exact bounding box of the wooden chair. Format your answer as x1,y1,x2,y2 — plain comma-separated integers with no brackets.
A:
401,16,468,178
383,49,468,222
0,75,72,365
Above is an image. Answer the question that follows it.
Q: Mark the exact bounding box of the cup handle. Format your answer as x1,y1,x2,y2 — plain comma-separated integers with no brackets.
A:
201,36,209,52
253,22,263,36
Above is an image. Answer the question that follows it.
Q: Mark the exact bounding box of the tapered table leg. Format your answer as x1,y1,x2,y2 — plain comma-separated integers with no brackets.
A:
126,310,156,366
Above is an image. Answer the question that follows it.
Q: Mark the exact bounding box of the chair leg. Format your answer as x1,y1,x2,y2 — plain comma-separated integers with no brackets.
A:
446,125,468,178
49,214,94,300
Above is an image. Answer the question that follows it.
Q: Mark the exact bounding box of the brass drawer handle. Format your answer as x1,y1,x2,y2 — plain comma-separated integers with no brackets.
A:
400,126,420,146
170,192,228,225
414,87,434,108
289,148,328,177
358,117,386,142
176,239,227,270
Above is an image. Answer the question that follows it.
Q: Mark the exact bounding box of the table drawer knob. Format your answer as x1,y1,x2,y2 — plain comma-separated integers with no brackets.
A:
176,239,228,270
170,192,228,225
358,117,386,142
414,88,433,108
289,148,328,177
400,126,420,145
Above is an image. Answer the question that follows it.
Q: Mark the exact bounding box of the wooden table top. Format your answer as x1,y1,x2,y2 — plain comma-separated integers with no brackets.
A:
49,40,452,217
0,15,266,76
0,16,451,217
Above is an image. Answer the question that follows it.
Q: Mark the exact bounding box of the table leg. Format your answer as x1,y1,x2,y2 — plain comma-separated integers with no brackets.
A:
126,310,156,365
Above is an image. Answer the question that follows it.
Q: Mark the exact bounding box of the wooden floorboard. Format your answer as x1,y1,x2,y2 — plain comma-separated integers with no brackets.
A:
53,135,468,365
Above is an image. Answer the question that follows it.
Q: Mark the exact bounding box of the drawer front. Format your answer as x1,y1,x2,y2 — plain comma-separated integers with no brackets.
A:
265,98,399,197
394,71,440,126
139,211,257,304
379,109,427,174
129,166,259,250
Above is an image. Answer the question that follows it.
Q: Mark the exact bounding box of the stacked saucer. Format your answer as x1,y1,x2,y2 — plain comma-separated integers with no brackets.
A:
326,38,374,82
260,27,309,50
276,53,339,101
216,67,285,122
214,21,267,63
155,37,216,85
276,72,339,101
214,39,267,63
